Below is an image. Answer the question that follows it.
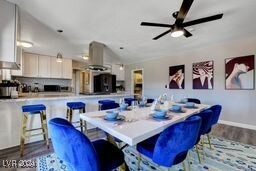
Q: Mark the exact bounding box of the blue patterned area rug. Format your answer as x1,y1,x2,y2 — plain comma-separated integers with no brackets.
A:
37,137,256,171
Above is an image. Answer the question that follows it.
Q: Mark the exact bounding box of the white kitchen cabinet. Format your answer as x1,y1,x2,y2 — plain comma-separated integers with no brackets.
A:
38,55,51,78
112,64,125,81
23,53,39,77
50,57,62,78
62,59,72,79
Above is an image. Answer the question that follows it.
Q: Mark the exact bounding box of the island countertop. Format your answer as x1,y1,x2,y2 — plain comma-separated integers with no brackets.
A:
0,92,132,102
0,92,133,150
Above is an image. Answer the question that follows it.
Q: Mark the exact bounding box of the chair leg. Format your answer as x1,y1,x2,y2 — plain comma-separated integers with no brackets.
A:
137,153,142,171
66,108,70,121
195,145,201,164
40,112,46,141
201,138,205,160
42,110,49,149
187,150,191,171
20,113,28,157
118,162,127,171
207,134,212,150
182,161,186,171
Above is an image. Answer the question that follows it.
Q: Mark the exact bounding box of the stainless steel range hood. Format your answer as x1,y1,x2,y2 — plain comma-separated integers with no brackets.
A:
88,41,108,71
0,1,21,70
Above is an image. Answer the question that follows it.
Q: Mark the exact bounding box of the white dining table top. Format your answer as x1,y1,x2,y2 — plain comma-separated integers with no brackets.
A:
80,102,209,146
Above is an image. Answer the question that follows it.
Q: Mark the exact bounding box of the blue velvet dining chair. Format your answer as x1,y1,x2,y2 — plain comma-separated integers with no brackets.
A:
187,98,201,104
187,109,213,163
136,116,202,171
205,105,222,149
48,118,124,171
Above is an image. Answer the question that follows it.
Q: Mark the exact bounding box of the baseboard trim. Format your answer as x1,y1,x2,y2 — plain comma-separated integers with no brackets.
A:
219,120,256,131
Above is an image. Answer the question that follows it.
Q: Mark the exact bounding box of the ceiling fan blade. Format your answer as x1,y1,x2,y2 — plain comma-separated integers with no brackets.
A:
141,22,171,28
175,0,194,26
183,29,192,37
182,14,223,27
153,29,172,40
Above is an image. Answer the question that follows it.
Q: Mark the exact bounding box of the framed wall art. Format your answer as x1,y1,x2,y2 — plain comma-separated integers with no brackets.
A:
192,60,214,89
169,65,185,89
225,55,254,90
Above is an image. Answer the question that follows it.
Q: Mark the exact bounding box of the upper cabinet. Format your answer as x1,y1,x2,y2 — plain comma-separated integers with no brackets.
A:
38,55,51,78
62,59,72,79
111,64,125,81
50,57,63,78
12,52,73,79
23,53,39,77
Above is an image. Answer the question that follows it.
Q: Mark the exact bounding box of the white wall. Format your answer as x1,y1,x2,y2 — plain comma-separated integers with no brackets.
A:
125,36,256,128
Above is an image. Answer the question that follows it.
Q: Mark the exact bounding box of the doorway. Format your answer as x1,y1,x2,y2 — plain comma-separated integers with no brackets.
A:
132,69,143,99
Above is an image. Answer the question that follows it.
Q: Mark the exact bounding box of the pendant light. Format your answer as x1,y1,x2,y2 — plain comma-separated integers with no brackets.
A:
56,52,63,62
119,64,124,70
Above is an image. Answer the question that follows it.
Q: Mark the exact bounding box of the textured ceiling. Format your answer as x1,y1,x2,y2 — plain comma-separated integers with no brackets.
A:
7,0,256,63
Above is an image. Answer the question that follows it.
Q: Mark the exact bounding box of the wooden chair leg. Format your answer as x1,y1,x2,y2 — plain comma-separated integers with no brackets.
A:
20,113,28,157
207,134,212,150
195,145,201,164
69,109,73,122
42,110,49,149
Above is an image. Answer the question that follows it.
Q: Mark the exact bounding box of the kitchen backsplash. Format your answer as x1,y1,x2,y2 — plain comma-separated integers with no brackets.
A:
12,77,72,91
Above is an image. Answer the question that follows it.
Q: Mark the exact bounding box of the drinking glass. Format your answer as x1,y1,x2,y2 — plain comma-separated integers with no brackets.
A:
131,100,138,109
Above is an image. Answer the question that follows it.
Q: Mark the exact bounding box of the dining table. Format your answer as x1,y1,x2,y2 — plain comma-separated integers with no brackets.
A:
80,102,210,147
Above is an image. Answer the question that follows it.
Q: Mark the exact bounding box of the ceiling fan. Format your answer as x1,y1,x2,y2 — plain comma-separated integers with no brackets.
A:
140,0,223,40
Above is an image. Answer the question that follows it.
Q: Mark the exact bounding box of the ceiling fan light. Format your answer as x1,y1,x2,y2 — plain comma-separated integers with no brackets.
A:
171,30,184,37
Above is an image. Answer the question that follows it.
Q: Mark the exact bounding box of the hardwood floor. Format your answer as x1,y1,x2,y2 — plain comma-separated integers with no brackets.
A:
0,124,255,170
0,128,106,171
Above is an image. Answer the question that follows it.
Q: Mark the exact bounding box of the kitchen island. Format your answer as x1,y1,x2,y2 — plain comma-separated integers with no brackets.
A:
0,92,133,150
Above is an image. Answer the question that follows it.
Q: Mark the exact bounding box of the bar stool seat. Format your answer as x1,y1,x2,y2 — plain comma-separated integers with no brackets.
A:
20,104,49,157
67,102,85,110
66,102,86,133
22,104,46,113
98,100,115,105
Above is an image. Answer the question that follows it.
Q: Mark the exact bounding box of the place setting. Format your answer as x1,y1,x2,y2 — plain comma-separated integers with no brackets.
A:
149,109,173,121
103,110,126,122
183,102,198,109
169,104,186,113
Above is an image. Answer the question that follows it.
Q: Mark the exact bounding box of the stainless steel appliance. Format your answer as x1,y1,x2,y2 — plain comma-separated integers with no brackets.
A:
44,85,61,92
0,81,18,98
94,74,116,93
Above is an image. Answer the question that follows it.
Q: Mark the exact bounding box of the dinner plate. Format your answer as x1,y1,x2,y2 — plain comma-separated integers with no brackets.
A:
150,114,170,120
104,115,125,121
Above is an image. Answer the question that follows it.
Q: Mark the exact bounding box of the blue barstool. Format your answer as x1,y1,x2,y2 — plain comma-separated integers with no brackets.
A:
66,102,86,133
98,99,115,110
20,104,49,156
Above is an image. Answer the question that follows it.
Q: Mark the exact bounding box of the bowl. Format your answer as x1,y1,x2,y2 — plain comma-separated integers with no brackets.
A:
106,110,119,119
139,101,146,107
172,105,182,111
153,109,167,117
120,103,128,110
186,102,195,107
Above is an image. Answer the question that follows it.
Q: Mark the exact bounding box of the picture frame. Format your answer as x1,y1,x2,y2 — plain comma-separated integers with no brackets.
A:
169,65,185,89
225,55,255,90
